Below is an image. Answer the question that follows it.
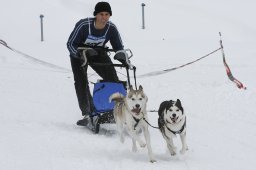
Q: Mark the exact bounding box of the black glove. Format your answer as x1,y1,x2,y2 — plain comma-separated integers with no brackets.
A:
114,51,127,65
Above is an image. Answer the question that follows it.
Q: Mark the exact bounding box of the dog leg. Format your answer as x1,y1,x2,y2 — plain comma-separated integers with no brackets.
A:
126,127,143,152
119,122,125,143
166,138,177,156
143,127,156,163
180,133,188,154
120,129,125,143
132,138,138,152
127,128,146,148
115,118,125,143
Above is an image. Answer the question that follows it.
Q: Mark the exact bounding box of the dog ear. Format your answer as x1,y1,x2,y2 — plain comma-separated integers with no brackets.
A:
138,85,143,91
175,99,184,112
129,85,134,91
128,85,134,98
176,99,182,107
158,101,168,117
138,85,147,99
169,100,174,105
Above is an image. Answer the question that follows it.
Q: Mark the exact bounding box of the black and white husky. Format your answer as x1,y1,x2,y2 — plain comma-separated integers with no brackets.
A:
158,99,188,156
109,85,156,163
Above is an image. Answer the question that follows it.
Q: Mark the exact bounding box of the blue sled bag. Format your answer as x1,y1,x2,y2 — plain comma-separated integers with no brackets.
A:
92,82,126,114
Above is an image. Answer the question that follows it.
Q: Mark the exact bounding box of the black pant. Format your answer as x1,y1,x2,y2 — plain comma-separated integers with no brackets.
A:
70,50,118,116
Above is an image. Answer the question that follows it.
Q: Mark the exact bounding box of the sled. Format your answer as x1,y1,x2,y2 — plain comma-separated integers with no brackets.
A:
77,46,136,133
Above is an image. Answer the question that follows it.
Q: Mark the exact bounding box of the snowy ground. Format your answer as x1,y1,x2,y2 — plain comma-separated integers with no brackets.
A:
1,0,256,170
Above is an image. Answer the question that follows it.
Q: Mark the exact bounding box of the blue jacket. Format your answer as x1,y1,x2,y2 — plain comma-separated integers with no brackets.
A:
67,17,124,58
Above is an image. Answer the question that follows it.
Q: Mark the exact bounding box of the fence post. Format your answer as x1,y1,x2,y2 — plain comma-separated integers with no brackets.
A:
40,14,44,41
141,3,146,29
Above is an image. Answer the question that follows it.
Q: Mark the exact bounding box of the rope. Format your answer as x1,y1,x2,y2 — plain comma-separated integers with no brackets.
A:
139,112,159,129
147,110,158,112
2,36,246,90
0,39,131,80
137,47,222,78
0,39,10,48
143,117,159,129
0,39,70,73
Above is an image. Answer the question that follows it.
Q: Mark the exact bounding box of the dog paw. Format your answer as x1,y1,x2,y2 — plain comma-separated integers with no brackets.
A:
139,142,146,148
180,146,188,154
149,158,157,163
170,148,177,156
168,146,177,156
132,145,138,152
180,149,186,155
171,152,176,156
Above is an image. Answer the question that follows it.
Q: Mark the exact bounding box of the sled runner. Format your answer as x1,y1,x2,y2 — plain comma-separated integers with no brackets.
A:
77,46,136,133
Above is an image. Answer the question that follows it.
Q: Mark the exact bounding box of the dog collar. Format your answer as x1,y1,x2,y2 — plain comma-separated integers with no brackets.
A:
165,117,186,135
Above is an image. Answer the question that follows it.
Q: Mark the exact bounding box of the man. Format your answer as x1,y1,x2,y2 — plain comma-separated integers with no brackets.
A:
67,2,124,126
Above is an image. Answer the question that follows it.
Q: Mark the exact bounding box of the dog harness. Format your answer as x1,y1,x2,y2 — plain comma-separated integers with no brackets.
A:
127,109,145,130
165,117,186,135
133,116,143,130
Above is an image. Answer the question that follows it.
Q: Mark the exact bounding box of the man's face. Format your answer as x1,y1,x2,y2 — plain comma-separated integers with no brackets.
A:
95,12,110,25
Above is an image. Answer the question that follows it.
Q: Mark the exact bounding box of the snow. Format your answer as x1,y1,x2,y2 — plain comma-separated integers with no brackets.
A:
1,0,256,169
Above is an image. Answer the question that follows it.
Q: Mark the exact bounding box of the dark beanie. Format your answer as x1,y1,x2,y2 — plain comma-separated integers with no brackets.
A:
93,2,112,16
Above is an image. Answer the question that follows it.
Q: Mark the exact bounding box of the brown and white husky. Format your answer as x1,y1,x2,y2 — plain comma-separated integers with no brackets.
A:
109,85,156,163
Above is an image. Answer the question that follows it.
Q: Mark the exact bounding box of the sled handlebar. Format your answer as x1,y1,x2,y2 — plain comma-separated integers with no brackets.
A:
77,47,135,70
78,46,115,52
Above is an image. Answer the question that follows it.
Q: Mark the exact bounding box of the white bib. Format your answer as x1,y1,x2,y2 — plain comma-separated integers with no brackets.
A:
84,18,110,47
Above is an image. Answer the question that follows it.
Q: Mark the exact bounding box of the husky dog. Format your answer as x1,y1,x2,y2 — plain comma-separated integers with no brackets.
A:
158,99,188,156
109,85,156,163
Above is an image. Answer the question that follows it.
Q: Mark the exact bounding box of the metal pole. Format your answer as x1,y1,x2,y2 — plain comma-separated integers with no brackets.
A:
141,3,145,29
40,14,44,41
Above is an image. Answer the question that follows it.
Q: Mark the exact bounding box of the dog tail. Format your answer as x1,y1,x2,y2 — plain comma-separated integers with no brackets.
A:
109,92,125,103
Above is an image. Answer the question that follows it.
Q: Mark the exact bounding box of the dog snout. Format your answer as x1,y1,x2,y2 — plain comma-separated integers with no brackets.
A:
172,113,176,117
135,104,140,108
